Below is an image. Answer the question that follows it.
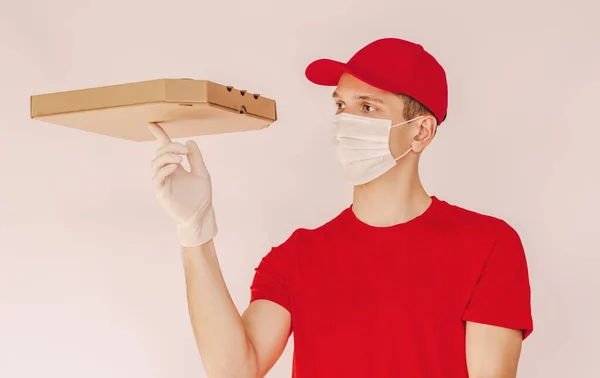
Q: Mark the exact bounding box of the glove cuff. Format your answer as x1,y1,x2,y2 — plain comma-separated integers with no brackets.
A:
176,206,218,247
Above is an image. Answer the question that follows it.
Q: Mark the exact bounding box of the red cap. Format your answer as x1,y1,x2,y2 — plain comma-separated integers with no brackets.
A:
305,38,448,125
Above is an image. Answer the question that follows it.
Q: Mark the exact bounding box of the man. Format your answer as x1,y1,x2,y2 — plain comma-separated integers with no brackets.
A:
148,37,533,378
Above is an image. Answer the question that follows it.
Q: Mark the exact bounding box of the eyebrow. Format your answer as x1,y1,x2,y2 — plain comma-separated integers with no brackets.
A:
332,90,385,104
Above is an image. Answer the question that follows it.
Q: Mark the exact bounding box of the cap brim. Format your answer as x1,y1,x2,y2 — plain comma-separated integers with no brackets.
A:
305,59,347,86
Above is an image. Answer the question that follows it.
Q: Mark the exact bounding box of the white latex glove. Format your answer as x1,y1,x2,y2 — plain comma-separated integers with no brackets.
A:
148,122,217,247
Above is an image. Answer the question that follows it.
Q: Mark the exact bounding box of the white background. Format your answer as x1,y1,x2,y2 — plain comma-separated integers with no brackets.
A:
1,0,599,377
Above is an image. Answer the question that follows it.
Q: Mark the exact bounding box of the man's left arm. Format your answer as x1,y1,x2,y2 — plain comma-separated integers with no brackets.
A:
466,321,523,378
461,221,534,378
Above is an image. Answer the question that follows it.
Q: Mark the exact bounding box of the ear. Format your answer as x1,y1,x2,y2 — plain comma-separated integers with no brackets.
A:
412,116,437,153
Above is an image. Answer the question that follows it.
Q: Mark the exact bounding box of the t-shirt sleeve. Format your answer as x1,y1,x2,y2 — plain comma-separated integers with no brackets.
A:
462,221,534,339
249,231,298,314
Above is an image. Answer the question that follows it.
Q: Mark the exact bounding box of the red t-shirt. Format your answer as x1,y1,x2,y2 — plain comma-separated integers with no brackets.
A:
250,196,533,377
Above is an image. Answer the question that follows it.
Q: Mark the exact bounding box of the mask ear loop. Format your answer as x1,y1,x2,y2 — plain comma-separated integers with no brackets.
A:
390,115,425,129
394,147,412,161
390,115,425,161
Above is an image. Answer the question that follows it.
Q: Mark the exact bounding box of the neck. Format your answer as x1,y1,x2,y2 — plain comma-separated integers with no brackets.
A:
351,158,432,227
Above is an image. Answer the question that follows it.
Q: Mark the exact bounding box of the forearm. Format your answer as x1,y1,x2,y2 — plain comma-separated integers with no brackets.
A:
182,240,257,378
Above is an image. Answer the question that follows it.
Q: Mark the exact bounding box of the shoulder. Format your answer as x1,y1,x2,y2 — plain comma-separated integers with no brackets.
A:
435,197,520,239
432,198,525,260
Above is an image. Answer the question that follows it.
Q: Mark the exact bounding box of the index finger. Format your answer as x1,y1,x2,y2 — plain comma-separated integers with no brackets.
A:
147,122,172,146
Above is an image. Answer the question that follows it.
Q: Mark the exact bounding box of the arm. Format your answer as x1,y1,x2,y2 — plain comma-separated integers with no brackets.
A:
242,300,292,377
465,321,523,378
147,123,291,377
462,221,533,377
182,240,291,378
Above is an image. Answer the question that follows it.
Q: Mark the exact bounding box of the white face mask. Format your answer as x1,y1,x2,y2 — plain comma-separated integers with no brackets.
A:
332,113,424,186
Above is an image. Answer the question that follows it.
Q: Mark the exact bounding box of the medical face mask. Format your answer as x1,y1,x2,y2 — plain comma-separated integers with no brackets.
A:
333,113,424,186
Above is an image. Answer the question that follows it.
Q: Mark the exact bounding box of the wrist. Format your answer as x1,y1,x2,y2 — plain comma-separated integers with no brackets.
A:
176,205,218,247
181,238,215,259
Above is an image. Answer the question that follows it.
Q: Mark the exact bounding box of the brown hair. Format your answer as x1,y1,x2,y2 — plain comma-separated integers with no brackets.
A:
397,94,434,121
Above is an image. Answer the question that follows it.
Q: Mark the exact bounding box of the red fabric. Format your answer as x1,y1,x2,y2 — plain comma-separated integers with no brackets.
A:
250,197,533,378
305,38,449,125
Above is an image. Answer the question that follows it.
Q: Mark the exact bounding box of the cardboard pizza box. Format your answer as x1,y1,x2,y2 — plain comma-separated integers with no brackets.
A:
29,78,278,141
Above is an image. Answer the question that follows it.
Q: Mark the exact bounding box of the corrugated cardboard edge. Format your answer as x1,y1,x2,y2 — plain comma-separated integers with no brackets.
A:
30,79,277,122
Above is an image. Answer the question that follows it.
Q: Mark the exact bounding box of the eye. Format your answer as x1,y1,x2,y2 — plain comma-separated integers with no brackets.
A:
362,104,377,112
335,102,346,111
